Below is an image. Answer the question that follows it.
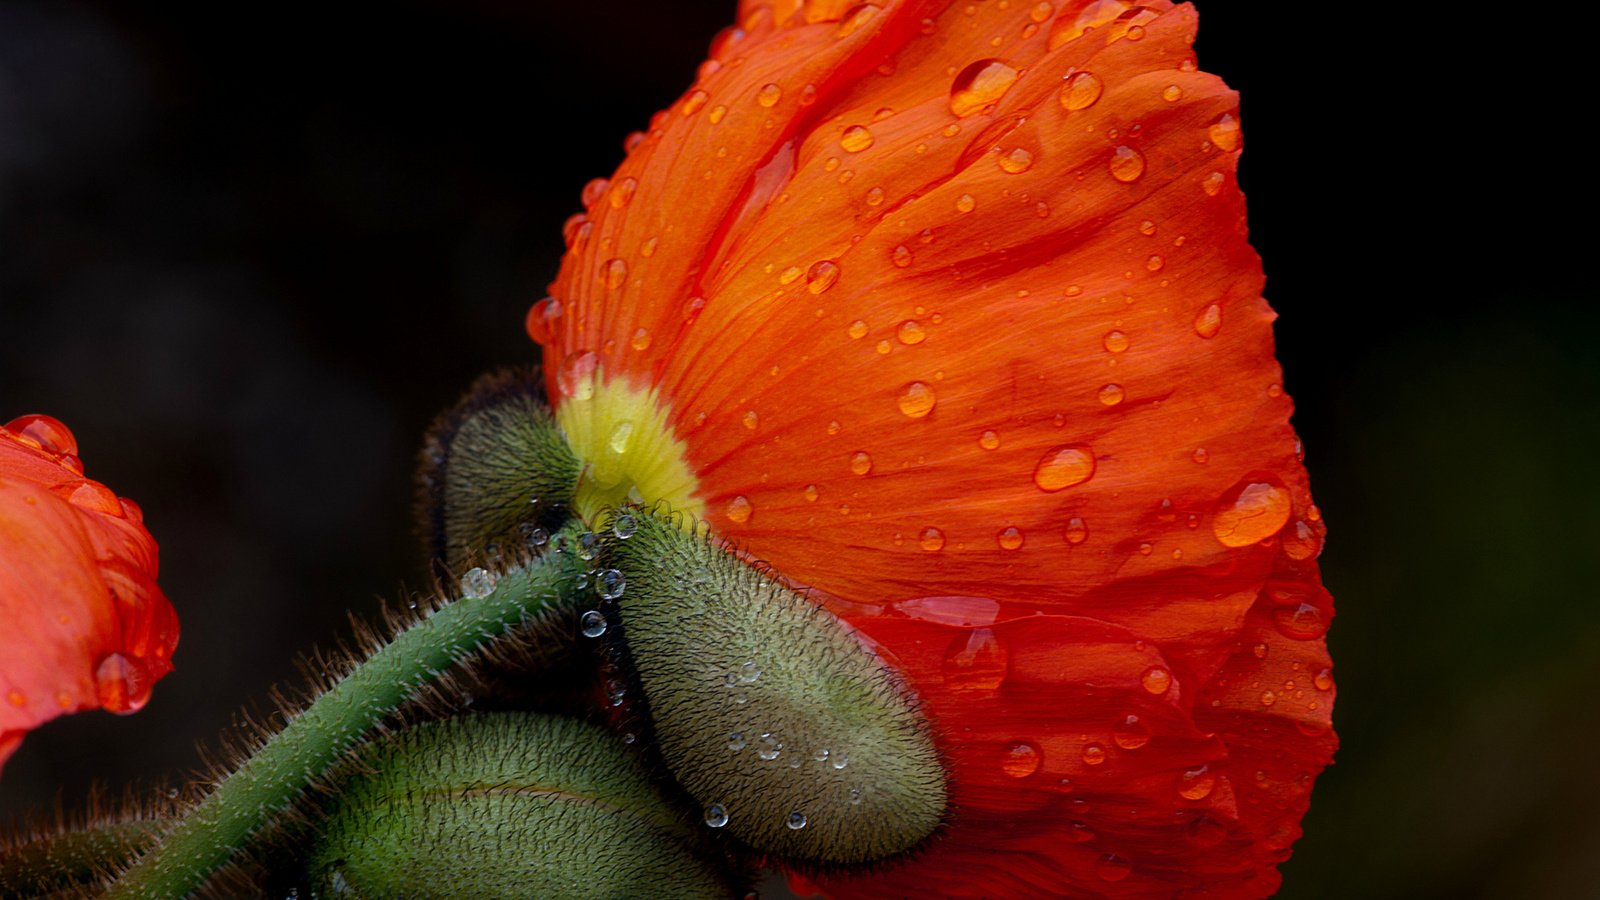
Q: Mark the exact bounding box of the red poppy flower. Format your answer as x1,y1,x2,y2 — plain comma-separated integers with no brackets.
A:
528,1,1334,896
0,415,179,776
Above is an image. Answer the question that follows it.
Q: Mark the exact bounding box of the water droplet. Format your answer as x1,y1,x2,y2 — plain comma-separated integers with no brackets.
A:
705,804,730,828
742,409,760,430
1081,742,1107,765
831,751,850,770
786,811,808,830
1064,516,1089,544
1282,520,1322,560
803,484,820,502
682,89,709,116
62,481,121,516
1274,603,1328,640
1162,84,1183,102
1033,445,1096,492
848,319,869,339
725,495,753,524
1098,383,1125,406
1141,665,1172,695
955,193,976,213
1002,742,1042,777
979,430,1001,450
1202,171,1226,196
612,514,638,539
1096,853,1131,882
628,327,652,351
94,652,151,713
1178,766,1216,800
576,531,602,561
580,177,610,207
849,788,863,805
708,104,728,124
1145,254,1164,272
1067,820,1096,842
850,451,873,475
807,259,841,294
891,245,914,267
1212,478,1292,547
603,257,628,290
580,610,608,638
609,177,638,209
1109,145,1145,182
998,147,1035,174
757,82,783,107
997,526,1024,550
460,568,495,599
727,732,747,751
1112,714,1150,749
1314,668,1335,691
1059,71,1103,111
943,628,1008,694
919,527,946,552
6,414,78,457
596,569,626,600
780,265,803,285
897,320,927,345
1191,447,1210,465
897,381,937,418
1188,815,1228,847
949,58,1021,116
1209,113,1241,152
840,125,874,152
757,732,783,760
1103,330,1129,352
1193,303,1223,339
1259,690,1277,707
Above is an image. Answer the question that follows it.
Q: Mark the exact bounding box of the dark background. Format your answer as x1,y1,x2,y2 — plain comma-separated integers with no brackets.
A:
0,2,1593,898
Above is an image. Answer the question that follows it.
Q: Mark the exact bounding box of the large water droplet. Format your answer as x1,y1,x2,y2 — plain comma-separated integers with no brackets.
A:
943,628,1008,694
1141,665,1172,695
850,451,873,475
1194,303,1223,339
949,58,1020,117
725,495,754,524
596,569,626,600
705,804,730,828
460,568,495,599
1064,516,1089,544
1058,71,1103,110
996,526,1024,550
786,811,809,830
955,193,976,213
919,527,946,552
1109,145,1146,182
1282,519,1322,560
1212,478,1292,547
1209,113,1241,152
7,414,79,457
840,125,874,153
580,610,608,638
979,430,1000,450
757,83,783,107
1081,742,1107,765
897,320,927,345
1103,330,1129,353
1001,742,1042,778
1274,603,1328,640
891,245,914,268
897,381,937,418
1178,766,1216,800
603,257,628,290
94,652,151,713
1096,853,1131,882
998,147,1035,174
557,350,600,400
1098,383,1125,406
807,259,841,294
1033,445,1095,492
1112,714,1150,750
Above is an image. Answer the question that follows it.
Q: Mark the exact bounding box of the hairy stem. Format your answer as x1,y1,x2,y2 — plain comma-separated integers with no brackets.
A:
107,546,587,899
0,820,162,896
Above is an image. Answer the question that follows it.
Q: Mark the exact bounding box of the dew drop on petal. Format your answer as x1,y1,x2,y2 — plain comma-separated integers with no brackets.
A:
609,176,637,209
1103,330,1129,353
629,327,652,350
897,320,927,345
6,414,78,457
1141,665,1172,695
949,58,1020,117
1202,171,1226,196
1001,742,1042,778
742,410,760,430
803,484,820,502
1109,145,1146,182
1064,516,1089,544
807,260,841,294
757,83,782,107
1178,766,1216,800
850,451,873,475
1314,668,1335,691
682,89,708,116
998,147,1035,174
1162,84,1183,102
1209,113,1241,152
1189,815,1228,847
94,653,151,713
891,245,914,267
1081,742,1107,765
1033,445,1095,492
848,319,868,339
1096,854,1132,883
955,193,976,213
1098,383,1125,406
1191,447,1210,464
997,526,1024,550
840,125,874,152
898,381,937,418
1282,519,1322,560
1059,71,1103,111
1112,714,1150,750
603,258,628,290
63,481,122,516
1194,303,1223,338
943,628,1008,694
725,495,753,524
1067,820,1095,842
919,527,946,552
1212,478,1292,547
979,430,1001,451
1275,603,1328,640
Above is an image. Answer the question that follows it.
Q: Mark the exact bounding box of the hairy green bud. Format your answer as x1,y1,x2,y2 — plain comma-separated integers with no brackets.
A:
309,713,735,898
602,511,947,867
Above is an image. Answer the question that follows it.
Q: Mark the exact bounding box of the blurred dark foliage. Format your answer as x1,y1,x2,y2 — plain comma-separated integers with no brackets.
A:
0,2,1593,897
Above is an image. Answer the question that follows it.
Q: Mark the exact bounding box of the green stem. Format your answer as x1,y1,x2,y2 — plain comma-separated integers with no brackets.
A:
1,819,163,895
107,545,587,899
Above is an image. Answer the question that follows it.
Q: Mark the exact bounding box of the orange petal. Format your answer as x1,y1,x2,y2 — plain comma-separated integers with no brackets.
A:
0,416,178,776
534,1,1332,895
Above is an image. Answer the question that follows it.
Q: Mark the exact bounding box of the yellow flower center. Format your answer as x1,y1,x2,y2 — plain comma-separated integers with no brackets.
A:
554,370,703,525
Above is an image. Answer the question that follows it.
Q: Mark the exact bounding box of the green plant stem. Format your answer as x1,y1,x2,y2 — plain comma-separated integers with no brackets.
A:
0,819,163,895
107,546,587,899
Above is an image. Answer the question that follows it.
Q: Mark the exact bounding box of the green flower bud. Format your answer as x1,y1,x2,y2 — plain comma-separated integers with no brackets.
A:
308,712,735,898
601,511,947,867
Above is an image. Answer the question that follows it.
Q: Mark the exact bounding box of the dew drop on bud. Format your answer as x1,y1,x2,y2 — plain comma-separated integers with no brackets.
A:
94,652,151,714
596,569,626,600
705,804,730,828
460,567,495,599
580,610,608,638
785,811,808,830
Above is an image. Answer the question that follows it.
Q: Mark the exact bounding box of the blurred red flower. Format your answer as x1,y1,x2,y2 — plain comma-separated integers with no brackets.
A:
0,415,179,776
529,0,1335,896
